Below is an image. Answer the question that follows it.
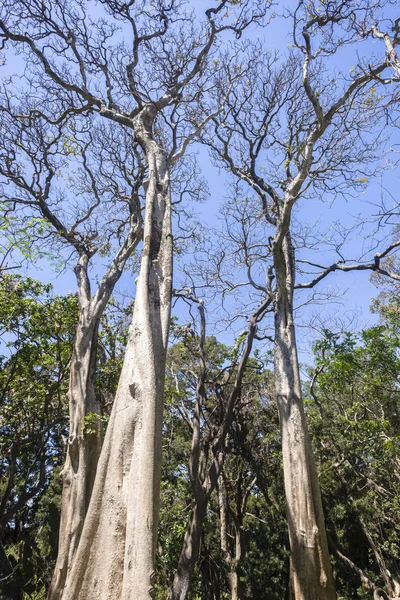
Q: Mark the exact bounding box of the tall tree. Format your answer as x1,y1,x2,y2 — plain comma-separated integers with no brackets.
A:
0,112,145,597
0,2,269,597
203,3,400,598
167,291,271,600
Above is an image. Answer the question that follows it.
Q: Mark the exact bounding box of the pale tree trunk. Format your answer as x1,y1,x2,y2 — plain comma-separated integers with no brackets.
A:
58,105,172,600
49,301,101,599
228,571,240,600
273,230,336,600
218,473,251,600
169,297,208,600
49,217,142,599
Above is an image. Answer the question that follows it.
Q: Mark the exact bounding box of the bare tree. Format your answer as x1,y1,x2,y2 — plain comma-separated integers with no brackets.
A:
0,1,269,597
202,3,400,599
168,289,271,600
0,109,145,596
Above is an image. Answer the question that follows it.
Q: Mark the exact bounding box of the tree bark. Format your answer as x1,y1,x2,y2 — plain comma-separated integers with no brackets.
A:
48,259,103,600
273,231,336,600
49,201,142,599
57,105,172,600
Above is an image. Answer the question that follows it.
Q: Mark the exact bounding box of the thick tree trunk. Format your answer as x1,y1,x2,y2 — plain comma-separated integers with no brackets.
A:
273,232,336,600
58,106,172,600
169,500,207,600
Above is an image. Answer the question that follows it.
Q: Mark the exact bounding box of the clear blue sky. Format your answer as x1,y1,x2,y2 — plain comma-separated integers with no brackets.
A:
3,0,399,366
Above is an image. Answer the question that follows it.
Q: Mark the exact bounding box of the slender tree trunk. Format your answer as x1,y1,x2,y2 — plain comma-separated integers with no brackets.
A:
48,293,102,600
228,571,240,600
169,499,207,600
273,231,336,600
168,296,267,600
58,106,172,600
219,480,240,600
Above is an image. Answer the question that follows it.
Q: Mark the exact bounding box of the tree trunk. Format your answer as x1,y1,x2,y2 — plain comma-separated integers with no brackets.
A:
48,299,102,600
168,294,267,600
49,182,142,599
273,231,336,600
227,571,240,600
169,499,207,600
58,106,172,600
218,477,243,600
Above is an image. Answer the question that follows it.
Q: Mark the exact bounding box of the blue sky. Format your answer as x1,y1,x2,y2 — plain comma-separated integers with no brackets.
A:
2,0,399,366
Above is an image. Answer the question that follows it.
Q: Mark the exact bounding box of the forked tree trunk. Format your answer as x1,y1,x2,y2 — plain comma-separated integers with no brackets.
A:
273,231,336,600
50,216,142,599
57,106,172,600
48,300,102,600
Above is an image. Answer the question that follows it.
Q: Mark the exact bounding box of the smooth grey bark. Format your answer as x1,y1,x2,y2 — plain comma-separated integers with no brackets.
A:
272,230,336,600
49,214,142,600
57,105,172,600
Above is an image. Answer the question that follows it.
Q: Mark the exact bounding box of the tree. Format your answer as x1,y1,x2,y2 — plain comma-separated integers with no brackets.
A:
0,2,270,597
159,321,288,600
167,290,271,600
203,3,400,598
0,111,145,598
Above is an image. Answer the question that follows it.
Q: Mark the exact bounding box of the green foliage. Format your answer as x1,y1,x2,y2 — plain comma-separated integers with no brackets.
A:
0,274,78,598
308,323,400,598
82,412,109,436
0,204,52,264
